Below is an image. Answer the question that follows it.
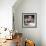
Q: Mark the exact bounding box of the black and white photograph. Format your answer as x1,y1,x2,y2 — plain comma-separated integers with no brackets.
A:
22,13,37,28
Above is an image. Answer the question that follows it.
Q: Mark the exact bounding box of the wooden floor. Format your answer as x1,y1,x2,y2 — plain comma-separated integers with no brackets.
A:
0,39,16,46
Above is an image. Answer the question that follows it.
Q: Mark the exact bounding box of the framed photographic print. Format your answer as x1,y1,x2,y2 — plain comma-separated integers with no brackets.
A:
22,13,37,28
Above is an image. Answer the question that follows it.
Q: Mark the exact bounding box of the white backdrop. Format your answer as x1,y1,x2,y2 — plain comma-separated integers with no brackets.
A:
0,0,16,30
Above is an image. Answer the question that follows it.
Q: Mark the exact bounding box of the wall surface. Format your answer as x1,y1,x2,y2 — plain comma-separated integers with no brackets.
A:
13,0,42,46
41,0,46,46
0,0,16,30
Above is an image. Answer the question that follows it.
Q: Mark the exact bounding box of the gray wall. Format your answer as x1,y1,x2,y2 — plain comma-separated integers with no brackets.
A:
13,0,41,46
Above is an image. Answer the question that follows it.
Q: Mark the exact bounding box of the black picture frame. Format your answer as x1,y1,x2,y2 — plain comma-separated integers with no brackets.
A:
22,13,37,28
